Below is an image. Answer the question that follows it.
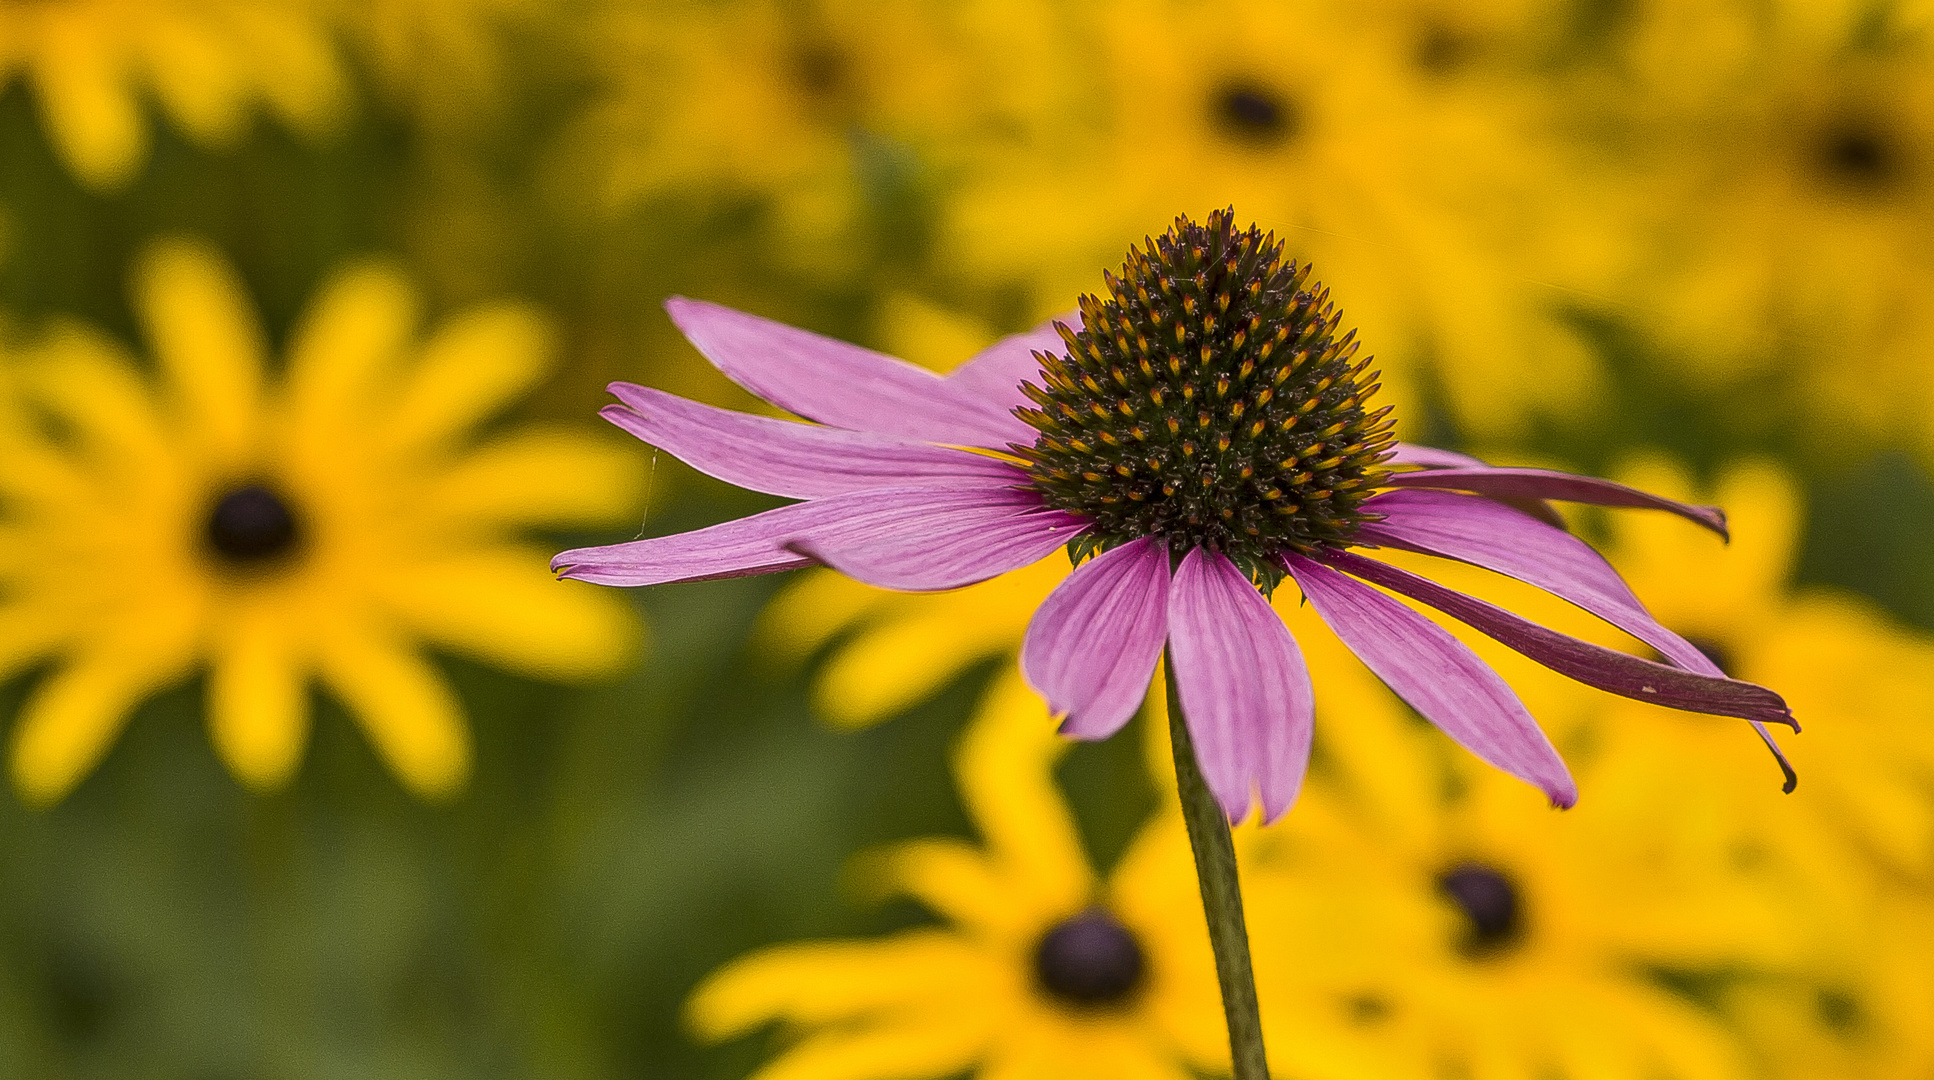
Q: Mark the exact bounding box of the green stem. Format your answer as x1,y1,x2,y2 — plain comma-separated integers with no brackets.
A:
1165,649,1271,1080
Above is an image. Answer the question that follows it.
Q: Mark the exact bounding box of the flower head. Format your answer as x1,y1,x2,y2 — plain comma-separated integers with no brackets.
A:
1016,213,1394,586
0,238,642,803
555,209,1795,822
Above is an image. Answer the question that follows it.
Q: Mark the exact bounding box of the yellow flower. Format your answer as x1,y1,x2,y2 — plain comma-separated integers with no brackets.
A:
554,0,1081,280
0,238,642,804
1594,457,1934,882
319,0,551,133
1717,889,1934,1080
0,0,346,190
939,0,1608,438
686,671,1240,1080
1236,750,1789,1080
1583,0,1934,457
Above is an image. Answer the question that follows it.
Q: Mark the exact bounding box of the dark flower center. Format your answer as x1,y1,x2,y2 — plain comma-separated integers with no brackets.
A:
1815,116,1901,192
1211,82,1298,147
1413,23,1475,75
1032,906,1146,1009
1437,862,1524,956
1014,209,1396,588
204,482,302,565
793,42,847,100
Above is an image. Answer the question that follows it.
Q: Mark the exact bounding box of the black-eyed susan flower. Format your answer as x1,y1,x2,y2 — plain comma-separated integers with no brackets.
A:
938,0,1606,439
1235,720,1798,1080
685,672,1248,1080
321,0,551,133
0,238,641,804
554,0,1071,280
556,209,1794,823
1580,0,1934,457
1592,458,1934,880
0,0,345,189
1717,888,1934,1080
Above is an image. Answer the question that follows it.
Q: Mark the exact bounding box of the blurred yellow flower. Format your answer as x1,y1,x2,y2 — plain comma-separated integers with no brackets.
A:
1595,457,1934,881
0,238,642,804
1585,0,1934,457
686,671,1244,1080
940,0,1606,438
321,0,550,132
555,0,1085,279
1560,456,1934,1078
1237,748,1790,1080
0,0,346,190
1718,889,1934,1080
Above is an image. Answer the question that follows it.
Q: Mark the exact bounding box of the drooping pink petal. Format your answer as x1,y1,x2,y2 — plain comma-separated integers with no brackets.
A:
786,485,1087,592
1388,443,1487,469
1166,548,1315,823
1362,489,1720,672
1382,466,1729,539
551,499,825,586
1321,548,1797,726
1386,446,1565,527
601,384,1025,499
943,313,1075,415
1021,538,1170,740
1319,548,1799,792
664,297,1034,449
1283,552,1578,808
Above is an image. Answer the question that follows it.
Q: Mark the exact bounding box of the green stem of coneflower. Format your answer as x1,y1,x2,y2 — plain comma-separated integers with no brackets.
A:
1164,650,1271,1080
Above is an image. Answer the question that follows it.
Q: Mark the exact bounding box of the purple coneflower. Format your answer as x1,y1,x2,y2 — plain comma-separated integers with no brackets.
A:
555,210,1794,823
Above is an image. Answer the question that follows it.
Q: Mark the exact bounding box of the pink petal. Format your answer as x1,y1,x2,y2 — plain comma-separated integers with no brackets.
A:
1021,538,1171,740
665,298,1035,449
943,313,1075,415
1284,553,1578,809
1382,466,1728,539
552,482,1049,588
1320,549,1797,727
1318,547,1798,792
1361,489,1717,672
551,500,828,586
787,486,1087,592
602,384,1025,498
1386,446,1565,527
1388,443,1487,468
1166,548,1315,823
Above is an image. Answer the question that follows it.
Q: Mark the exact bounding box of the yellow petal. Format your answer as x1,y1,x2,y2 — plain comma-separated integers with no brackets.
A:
811,607,1012,728
283,262,417,452
742,1011,991,1080
954,670,1092,916
984,1028,1198,1080
313,612,469,798
134,238,266,468
686,931,992,1039
419,428,644,532
858,838,1034,939
9,647,184,806
381,304,553,455
231,7,347,136
0,597,76,681
30,17,146,189
23,325,175,477
207,600,308,790
141,14,247,145
755,570,883,661
378,546,641,681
